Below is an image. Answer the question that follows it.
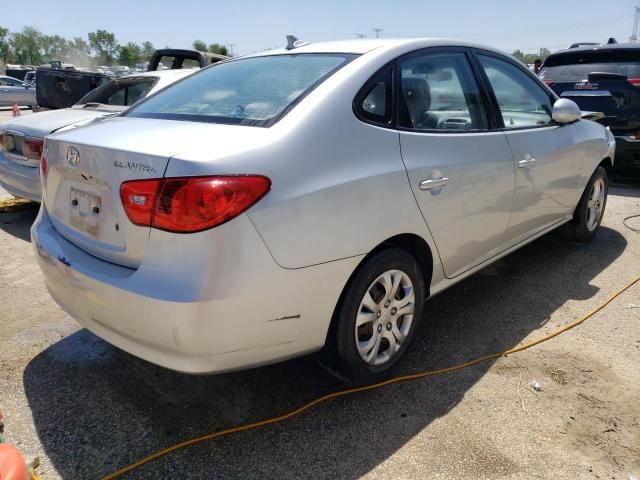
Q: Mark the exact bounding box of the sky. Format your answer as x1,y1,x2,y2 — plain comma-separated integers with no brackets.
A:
1,0,636,56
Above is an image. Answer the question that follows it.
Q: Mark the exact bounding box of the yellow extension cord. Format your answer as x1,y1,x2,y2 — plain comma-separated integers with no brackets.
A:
99,275,640,479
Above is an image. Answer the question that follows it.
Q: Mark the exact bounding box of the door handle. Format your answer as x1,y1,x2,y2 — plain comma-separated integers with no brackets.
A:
420,177,449,190
518,158,537,168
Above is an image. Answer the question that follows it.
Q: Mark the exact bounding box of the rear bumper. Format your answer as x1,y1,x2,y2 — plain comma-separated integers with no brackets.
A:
613,137,640,172
0,152,41,201
31,207,360,374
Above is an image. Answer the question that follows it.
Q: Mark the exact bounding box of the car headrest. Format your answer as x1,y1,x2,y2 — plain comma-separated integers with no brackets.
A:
402,77,431,110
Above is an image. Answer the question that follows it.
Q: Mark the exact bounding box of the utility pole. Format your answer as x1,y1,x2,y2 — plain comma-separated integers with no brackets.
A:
226,44,236,56
631,6,640,43
372,28,383,39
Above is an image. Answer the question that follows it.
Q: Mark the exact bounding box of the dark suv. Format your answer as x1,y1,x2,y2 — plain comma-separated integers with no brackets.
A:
539,43,640,172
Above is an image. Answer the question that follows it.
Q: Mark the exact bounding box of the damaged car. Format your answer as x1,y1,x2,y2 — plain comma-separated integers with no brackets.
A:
32,39,615,381
0,69,194,201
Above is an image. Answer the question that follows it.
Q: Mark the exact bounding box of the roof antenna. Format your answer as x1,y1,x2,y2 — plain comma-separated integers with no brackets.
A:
606,37,618,44
285,35,310,50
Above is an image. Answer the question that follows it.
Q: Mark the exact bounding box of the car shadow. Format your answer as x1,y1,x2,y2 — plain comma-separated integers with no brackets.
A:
0,203,39,242
23,226,627,479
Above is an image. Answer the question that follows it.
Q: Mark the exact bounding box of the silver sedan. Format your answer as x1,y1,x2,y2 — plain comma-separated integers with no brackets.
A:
32,39,615,382
0,75,36,108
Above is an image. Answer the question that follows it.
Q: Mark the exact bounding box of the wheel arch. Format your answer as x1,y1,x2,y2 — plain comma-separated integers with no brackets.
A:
598,156,613,173
322,233,434,351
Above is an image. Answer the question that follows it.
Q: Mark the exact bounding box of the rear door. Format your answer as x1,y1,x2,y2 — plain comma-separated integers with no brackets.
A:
474,51,584,249
397,48,516,278
539,48,640,135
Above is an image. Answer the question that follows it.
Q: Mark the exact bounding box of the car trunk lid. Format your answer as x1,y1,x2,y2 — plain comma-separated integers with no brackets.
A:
42,117,219,268
43,117,273,268
540,48,640,134
549,74,640,132
1,109,115,168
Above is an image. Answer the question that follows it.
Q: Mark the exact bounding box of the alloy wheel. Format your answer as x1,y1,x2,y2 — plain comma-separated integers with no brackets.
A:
586,177,606,232
355,269,415,366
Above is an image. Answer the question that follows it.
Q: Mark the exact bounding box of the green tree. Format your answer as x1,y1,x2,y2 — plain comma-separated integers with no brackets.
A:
88,29,119,65
511,49,525,63
511,48,552,66
10,27,43,65
192,40,207,52
66,37,91,64
118,41,142,66
40,34,68,62
141,41,155,60
208,43,229,56
0,27,10,64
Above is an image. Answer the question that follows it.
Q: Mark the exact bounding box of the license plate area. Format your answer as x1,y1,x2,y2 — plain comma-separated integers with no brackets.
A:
69,188,101,237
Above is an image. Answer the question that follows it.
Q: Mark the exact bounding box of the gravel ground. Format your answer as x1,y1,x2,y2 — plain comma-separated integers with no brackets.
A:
0,176,638,479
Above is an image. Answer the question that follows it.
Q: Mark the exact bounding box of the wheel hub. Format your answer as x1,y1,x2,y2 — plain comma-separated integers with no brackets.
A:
355,269,416,366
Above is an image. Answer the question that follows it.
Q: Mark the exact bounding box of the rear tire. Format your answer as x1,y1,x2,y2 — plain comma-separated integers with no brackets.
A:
558,166,608,243
320,248,425,383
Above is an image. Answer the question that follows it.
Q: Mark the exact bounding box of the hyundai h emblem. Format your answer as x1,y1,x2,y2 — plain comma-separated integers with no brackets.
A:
66,147,80,167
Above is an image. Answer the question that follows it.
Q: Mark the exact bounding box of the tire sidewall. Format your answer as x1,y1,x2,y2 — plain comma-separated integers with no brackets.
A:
334,248,425,383
575,166,608,241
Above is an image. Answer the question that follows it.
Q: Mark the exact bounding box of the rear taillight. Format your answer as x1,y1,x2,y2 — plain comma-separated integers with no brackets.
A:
543,80,555,87
40,151,47,187
120,175,271,233
628,78,640,87
22,137,44,160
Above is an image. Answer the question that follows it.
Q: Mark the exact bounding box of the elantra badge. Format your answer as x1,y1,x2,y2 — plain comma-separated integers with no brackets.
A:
574,82,598,90
66,147,80,167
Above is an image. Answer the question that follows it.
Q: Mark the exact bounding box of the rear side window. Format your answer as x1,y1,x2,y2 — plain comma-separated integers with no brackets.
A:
355,65,393,125
478,55,553,128
126,54,355,127
540,50,640,82
76,78,157,106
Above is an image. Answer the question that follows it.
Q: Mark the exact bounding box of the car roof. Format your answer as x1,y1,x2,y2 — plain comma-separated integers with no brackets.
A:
247,38,509,57
549,42,640,57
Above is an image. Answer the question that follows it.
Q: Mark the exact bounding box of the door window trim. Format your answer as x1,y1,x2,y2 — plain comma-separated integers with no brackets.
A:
469,48,561,132
353,46,504,133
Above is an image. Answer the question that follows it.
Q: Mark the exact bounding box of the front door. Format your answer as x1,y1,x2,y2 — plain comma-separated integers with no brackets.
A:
397,50,516,278
474,53,584,249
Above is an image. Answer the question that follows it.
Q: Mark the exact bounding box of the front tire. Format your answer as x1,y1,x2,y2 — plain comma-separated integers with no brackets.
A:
558,166,608,243
322,248,425,383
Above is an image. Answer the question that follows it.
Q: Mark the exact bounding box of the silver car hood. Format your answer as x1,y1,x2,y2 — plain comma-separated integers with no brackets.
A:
1,107,116,138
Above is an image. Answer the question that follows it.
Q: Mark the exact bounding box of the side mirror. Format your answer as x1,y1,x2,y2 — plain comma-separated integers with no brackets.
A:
552,98,581,124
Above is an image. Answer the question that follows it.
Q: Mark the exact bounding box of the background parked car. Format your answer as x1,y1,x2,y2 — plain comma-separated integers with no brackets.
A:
539,40,639,172
0,69,194,201
0,76,37,109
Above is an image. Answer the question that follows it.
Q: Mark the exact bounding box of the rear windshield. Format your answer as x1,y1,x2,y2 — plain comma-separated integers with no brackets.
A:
540,49,640,82
125,53,356,127
75,78,157,107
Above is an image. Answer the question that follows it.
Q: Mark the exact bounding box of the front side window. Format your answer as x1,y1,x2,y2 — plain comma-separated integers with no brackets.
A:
398,52,487,131
75,78,157,107
127,54,355,127
1,78,22,87
479,55,553,128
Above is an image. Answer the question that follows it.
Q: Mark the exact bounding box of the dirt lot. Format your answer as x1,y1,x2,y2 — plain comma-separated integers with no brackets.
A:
0,169,639,478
